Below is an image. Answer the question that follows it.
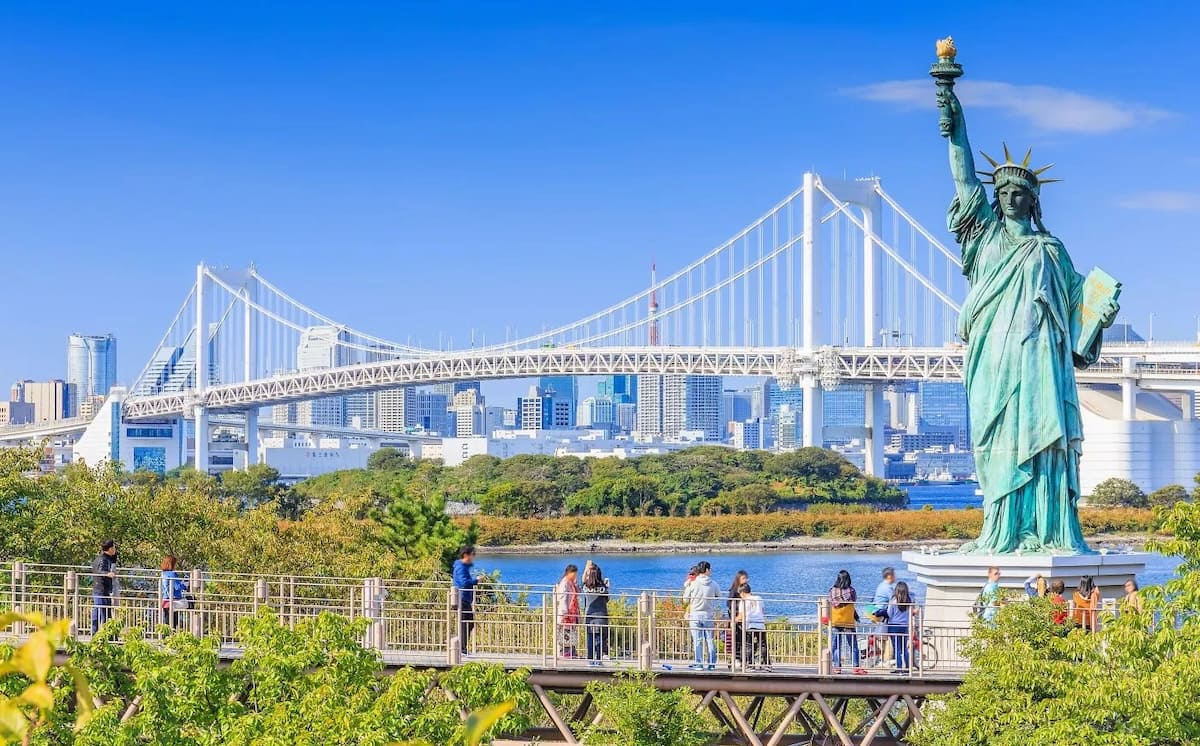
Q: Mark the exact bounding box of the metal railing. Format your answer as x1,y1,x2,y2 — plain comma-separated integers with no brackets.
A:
2,562,983,677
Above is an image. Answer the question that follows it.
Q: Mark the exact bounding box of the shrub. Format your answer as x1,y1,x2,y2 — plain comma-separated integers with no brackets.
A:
581,672,709,746
1087,477,1147,508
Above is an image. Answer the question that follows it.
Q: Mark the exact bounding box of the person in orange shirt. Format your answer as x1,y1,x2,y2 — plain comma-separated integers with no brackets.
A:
1048,579,1068,625
1071,576,1100,632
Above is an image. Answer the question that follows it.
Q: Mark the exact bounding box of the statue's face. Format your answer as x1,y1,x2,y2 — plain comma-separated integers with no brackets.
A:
996,184,1034,221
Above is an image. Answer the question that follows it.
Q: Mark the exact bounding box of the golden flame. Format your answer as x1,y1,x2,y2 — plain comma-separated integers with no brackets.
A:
935,36,957,59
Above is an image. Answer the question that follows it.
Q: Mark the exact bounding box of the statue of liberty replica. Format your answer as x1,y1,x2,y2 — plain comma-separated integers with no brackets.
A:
932,38,1121,554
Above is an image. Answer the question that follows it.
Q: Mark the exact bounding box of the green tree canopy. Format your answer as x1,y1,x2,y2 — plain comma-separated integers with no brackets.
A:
1087,477,1148,508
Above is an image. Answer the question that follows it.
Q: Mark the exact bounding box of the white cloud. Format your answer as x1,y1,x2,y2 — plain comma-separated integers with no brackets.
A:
1117,191,1200,212
844,79,1171,134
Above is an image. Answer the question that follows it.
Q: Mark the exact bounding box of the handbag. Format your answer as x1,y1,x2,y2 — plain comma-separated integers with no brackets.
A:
170,598,190,611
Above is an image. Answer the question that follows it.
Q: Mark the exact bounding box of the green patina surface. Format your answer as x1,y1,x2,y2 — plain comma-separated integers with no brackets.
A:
931,42,1120,554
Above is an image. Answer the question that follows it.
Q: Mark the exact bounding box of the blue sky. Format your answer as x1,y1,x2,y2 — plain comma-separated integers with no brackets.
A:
3,2,1198,404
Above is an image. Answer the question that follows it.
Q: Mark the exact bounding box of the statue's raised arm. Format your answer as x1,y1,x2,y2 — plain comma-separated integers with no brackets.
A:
930,38,980,203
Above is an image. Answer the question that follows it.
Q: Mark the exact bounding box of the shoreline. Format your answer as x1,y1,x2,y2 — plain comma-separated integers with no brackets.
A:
481,532,1160,556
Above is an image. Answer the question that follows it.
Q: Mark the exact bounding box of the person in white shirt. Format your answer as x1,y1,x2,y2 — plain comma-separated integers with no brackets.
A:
682,560,721,670
736,583,772,671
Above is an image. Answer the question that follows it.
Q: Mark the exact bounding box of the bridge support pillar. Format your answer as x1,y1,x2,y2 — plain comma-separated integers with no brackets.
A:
1181,391,1195,420
1121,357,1138,421
245,409,259,466
194,405,209,474
864,385,885,477
802,385,824,448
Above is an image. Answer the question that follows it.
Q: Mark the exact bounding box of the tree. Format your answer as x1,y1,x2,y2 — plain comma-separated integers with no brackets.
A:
0,612,94,744
374,492,479,574
1148,483,1190,508
1087,477,1148,508
581,672,708,746
368,447,411,472
220,463,285,508
767,447,851,483
62,612,532,745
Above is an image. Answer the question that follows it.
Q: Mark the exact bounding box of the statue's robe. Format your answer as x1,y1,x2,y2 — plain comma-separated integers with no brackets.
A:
950,184,1101,554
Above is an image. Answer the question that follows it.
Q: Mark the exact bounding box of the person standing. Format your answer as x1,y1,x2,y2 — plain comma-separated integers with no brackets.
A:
555,565,581,658
581,563,610,666
683,560,720,670
1049,579,1069,625
886,582,916,674
976,567,1002,624
829,570,863,673
159,555,191,628
727,570,749,669
90,540,118,635
736,583,771,671
452,546,482,655
1121,579,1143,614
1071,576,1101,632
868,567,897,666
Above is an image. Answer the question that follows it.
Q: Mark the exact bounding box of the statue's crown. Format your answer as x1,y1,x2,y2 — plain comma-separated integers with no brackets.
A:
977,143,1059,192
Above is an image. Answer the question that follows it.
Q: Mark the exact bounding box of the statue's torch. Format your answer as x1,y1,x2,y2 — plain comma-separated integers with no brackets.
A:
930,37,964,138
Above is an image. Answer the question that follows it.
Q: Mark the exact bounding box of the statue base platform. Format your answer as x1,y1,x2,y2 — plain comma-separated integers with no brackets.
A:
902,550,1148,627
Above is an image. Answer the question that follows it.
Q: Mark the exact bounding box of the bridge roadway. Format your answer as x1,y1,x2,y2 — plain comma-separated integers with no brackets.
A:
7,562,963,744
117,342,1200,420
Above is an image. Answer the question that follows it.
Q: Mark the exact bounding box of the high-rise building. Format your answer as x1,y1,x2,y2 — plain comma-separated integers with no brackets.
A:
918,381,970,447
376,387,417,433
518,386,554,430
615,402,637,433
22,380,76,422
578,396,615,428
538,376,577,427
824,388,865,428
637,375,722,441
597,376,637,404
731,419,763,450
0,401,34,426
67,333,117,405
296,326,351,427
345,392,377,429
723,390,753,430
776,405,800,451
767,380,805,421
414,391,450,435
451,389,485,437
432,381,482,398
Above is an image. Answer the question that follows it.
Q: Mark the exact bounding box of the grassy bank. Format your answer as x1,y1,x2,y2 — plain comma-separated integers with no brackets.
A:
466,507,1161,546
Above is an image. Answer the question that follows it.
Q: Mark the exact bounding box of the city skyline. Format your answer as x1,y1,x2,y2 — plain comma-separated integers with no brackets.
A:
3,4,1200,396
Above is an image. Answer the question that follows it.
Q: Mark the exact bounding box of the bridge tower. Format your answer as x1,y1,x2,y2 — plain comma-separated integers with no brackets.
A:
803,173,886,476
193,262,210,473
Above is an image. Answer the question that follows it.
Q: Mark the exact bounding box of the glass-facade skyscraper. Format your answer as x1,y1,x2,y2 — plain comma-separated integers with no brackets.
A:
66,333,117,402
538,376,577,427
597,375,637,404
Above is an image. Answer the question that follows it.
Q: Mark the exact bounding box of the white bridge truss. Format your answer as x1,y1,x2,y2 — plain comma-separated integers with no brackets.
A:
118,344,1200,421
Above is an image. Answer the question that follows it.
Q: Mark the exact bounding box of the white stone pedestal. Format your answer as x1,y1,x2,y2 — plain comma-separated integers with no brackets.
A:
902,550,1148,627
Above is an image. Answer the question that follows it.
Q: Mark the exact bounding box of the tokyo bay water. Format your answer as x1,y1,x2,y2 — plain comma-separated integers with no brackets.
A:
477,549,1179,603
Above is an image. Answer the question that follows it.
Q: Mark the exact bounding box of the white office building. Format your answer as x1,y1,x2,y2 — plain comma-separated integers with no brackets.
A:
376,387,417,433
731,419,763,451
636,375,722,441
578,396,615,428
296,326,350,427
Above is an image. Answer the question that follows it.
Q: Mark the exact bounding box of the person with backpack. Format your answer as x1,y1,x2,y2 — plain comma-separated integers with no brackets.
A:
829,570,864,673
581,563,610,666
159,555,191,628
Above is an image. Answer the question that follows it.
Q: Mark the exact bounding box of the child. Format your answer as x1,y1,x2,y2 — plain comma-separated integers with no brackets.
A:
737,583,771,671
1049,579,1068,625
